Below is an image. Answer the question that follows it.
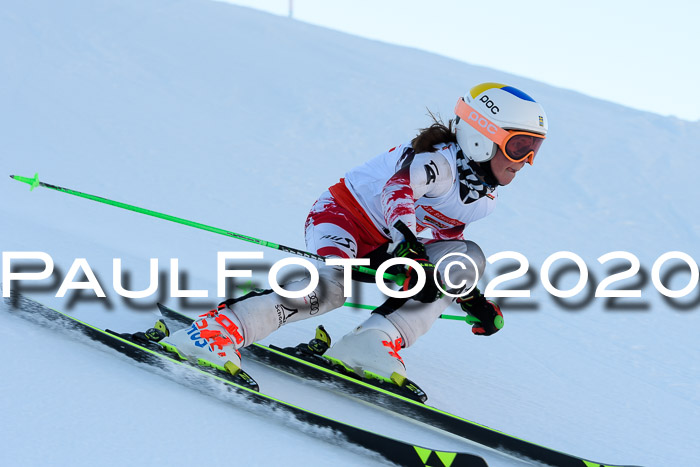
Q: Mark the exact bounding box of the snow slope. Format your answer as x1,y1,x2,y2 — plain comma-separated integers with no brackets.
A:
1,0,699,465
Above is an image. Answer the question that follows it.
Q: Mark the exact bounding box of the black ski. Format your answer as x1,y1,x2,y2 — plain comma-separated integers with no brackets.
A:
3,294,487,467
158,303,641,467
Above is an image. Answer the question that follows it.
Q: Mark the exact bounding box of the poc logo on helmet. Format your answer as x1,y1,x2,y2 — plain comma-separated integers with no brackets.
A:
467,111,498,135
479,95,499,114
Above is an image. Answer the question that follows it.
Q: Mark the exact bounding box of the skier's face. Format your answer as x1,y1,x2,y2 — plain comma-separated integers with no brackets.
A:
490,147,526,186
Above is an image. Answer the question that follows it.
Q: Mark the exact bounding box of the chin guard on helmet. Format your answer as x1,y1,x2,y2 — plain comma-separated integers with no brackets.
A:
455,118,497,163
455,83,547,164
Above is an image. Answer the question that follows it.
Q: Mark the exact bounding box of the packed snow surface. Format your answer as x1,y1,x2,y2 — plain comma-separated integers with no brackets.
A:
1,0,699,465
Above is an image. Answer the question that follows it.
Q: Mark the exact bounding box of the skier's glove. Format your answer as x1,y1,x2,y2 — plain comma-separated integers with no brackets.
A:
456,288,504,336
390,221,442,304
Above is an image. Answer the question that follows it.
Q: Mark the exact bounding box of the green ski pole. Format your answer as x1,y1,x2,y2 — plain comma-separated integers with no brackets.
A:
344,301,481,324
10,173,405,286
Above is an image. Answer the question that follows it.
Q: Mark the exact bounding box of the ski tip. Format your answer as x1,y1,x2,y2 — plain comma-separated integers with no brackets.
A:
10,172,41,191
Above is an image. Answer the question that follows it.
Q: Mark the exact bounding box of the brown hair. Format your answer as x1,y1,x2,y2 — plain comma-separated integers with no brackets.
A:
411,111,458,154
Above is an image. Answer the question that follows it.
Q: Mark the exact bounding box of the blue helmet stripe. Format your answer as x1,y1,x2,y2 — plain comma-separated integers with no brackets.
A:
501,86,536,102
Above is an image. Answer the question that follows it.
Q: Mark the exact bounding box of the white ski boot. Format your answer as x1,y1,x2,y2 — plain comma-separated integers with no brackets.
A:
324,313,407,386
160,304,245,377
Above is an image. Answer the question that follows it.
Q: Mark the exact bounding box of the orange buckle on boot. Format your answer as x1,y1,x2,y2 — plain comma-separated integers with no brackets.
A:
215,314,244,346
199,308,219,319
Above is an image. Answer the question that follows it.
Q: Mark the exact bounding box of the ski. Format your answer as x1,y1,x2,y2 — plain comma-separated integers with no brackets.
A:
103,326,261,392
158,303,640,467
3,293,487,467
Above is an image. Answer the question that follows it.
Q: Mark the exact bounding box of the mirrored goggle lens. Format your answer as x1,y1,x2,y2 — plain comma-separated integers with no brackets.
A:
504,133,545,162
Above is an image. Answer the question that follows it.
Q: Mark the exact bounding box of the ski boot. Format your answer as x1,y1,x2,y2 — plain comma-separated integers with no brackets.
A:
114,305,257,389
324,313,408,387
267,314,428,402
159,304,245,376
160,305,258,390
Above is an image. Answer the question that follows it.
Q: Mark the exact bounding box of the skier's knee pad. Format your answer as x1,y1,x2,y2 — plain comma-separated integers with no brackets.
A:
384,240,485,348
425,240,485,295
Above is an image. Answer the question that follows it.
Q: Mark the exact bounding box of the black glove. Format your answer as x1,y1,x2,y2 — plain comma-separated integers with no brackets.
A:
456,288,504,336
391,221,442,304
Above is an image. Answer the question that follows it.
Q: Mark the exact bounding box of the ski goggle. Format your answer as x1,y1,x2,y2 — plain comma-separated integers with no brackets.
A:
455,97,545,165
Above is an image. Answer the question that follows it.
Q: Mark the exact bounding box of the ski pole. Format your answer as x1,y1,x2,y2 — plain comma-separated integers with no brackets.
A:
344,301,480,324
10,173,405,286
235,281,476,323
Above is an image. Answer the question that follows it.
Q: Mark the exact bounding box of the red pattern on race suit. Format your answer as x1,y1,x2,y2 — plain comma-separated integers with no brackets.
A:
305,188,389,259
380,166,417,239
343,143,496,244
428,224,465,241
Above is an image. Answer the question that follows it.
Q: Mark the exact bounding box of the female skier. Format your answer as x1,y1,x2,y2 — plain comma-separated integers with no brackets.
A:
157,82,548,383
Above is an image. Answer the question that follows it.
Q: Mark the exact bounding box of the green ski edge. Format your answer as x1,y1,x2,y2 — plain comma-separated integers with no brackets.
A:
257,338,636,467
156,303,641,467
3,294,486,467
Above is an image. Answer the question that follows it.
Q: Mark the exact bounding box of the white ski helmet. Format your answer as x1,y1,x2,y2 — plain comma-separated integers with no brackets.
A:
455,83,548,164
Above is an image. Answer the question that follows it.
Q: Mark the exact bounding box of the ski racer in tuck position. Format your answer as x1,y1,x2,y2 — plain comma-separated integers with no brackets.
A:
157,82,548,383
